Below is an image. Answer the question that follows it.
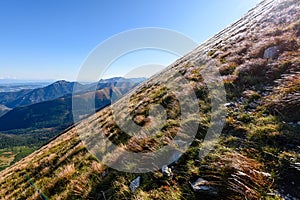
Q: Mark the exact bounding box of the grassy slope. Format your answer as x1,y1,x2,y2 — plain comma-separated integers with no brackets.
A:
0,146,37,171
0,85,137,172
0,0,299,199
0,83,136,165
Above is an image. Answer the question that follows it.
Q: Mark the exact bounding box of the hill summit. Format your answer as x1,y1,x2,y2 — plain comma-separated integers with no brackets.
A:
0,0,299,199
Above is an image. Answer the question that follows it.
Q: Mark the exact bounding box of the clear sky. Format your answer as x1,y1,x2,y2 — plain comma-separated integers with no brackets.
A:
0,0,261,81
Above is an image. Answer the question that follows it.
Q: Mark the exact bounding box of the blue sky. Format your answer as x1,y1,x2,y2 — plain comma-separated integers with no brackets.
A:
0,0,261,81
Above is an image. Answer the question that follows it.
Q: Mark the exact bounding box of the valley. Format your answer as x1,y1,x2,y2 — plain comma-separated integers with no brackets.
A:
0,77,145,171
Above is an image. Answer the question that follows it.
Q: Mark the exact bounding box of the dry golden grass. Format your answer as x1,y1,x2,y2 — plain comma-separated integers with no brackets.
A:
266,73,300,121
58,163,76,179
90,161,105,174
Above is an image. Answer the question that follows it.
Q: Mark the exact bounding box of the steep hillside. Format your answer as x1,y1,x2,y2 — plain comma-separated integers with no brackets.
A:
0,79,141,171
0,0,299,199
0,89,32,108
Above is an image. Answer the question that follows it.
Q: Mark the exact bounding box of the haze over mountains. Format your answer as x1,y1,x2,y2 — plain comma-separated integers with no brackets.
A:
0,80,52,92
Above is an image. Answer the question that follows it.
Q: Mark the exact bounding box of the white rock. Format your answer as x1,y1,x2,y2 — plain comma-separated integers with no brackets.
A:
224,102,236,108
130,176,140,192
162,165,173,177
190,178,217,195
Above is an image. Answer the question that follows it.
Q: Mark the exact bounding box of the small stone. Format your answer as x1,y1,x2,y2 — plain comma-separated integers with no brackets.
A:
102,170,107,177
224,102,236,108
190,178,217,195
130,176,141,193
264,45,281,59
237,97,246,104
248,102,258,109
162,165,173,177
192,178,208,186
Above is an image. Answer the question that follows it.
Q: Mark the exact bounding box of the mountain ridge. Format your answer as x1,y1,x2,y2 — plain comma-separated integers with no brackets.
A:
0,78,145,171
5,80,82,108
0,77,147,110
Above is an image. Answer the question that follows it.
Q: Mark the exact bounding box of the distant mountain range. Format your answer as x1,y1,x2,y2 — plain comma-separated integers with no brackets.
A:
0,77,146,110
0,77,145,148
2,81,81,108
0,83,136,131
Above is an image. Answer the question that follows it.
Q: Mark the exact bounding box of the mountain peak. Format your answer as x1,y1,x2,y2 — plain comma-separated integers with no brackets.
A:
52,80,70,84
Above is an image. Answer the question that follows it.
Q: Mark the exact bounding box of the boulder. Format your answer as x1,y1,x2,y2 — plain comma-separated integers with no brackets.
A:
263,45,281,59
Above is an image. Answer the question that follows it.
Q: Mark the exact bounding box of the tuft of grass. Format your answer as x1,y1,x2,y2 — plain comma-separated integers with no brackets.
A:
58,163,76,179
219,62,238,76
